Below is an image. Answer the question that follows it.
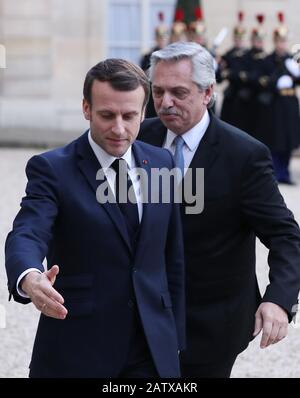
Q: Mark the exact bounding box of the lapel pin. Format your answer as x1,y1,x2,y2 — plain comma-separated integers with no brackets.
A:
142,159,148,165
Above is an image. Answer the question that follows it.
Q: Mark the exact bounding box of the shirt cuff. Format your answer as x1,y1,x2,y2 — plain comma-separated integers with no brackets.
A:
16,268,42,298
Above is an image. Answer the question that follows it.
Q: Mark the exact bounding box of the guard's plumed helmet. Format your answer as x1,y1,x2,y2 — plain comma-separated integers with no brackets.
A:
273,12,288,41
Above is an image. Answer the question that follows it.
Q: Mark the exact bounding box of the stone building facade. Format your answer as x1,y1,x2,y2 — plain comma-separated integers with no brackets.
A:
0,0,299,146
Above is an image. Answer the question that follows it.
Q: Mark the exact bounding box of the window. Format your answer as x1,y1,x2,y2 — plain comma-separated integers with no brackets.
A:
107,0,176,65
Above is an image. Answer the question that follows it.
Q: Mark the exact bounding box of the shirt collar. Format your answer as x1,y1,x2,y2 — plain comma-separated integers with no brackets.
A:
165,109,210,151
88,130,134,170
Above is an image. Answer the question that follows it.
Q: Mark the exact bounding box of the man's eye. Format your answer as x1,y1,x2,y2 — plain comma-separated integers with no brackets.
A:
173,90,188,99
101,114,113,119
123,114,135,121
153,90,163,97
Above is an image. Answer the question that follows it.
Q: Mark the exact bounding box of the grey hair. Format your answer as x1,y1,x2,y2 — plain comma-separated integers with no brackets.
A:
149,41,216,108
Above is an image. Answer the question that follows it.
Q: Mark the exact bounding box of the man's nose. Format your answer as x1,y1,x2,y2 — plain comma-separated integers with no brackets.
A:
161,92,174,108
111,117,125,135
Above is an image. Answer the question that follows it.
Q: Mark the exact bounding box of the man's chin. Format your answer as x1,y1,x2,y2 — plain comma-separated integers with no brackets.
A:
161,117,179,129
105,142,130,158
111,151,127,158
105,147,125,158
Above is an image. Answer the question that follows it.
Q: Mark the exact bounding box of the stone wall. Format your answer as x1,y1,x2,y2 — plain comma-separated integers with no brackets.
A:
0,0,106,146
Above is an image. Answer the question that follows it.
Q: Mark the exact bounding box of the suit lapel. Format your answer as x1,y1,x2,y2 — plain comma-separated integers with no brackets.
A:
182,113,220,208
142,119,166,147
188,112,219,173
76,132,132,253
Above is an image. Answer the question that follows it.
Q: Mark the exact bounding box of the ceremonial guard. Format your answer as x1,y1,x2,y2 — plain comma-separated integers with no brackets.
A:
140,12,169,118
140,12,169,71
169,8,188,43
188,6,207,47
255,13,300,184
217,11,248,127
232,14,267,134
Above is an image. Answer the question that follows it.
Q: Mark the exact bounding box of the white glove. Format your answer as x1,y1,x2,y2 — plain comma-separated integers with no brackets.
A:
285,58,300,77
276,75,293,89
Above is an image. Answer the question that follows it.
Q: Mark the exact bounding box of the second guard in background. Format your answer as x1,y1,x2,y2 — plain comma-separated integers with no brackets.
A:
217,11,247,127
234,14,267,135
140,12,169,71
255,12,300,184
169,8,188,43
188,6,217,114
188,6,207,48
140,12,169,118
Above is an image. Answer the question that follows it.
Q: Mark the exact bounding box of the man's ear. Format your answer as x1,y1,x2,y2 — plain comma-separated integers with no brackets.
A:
204,85,214,106
82,99,91,121
141,107,146,123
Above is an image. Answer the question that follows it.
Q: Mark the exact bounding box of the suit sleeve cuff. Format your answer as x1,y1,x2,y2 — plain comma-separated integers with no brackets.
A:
16,268,42,298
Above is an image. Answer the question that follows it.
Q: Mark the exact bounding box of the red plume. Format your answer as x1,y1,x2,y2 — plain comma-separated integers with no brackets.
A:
278,12,284,23
175,8,184,22
238,11,244,22
256,14,265,24
195,6,203,21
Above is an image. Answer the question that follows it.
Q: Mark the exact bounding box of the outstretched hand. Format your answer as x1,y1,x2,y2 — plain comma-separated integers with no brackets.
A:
21,265,68,320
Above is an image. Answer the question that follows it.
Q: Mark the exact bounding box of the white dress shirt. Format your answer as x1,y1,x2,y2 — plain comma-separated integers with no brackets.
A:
17,130,143,297
163,110,210,173
88,131,143,221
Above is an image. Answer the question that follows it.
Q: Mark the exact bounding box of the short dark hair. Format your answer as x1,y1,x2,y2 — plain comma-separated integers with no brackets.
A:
83,58,150,109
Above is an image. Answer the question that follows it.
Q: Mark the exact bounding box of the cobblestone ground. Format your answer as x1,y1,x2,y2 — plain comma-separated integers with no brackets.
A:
0,148,300,378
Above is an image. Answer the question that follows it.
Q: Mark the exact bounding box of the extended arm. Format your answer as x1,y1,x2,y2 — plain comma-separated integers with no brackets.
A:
5,155,67,318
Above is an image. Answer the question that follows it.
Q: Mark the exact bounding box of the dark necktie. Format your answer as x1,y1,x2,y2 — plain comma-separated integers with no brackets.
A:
111,158,139,239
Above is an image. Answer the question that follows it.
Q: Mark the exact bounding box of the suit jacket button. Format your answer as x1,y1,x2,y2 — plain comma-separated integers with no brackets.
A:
128,299,134,308
132,268,137,273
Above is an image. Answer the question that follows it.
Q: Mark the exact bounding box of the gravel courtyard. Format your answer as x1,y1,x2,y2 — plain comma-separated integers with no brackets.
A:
0,147,299,378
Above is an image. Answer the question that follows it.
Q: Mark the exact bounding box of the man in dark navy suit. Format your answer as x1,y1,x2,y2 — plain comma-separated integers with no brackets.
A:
138,41,300,378
5,59,185,378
